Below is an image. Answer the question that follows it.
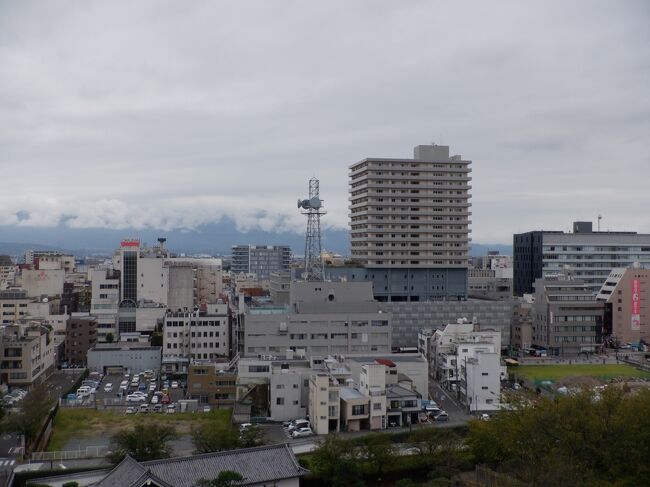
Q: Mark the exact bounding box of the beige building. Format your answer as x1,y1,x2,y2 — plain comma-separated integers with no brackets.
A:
597,267,650,345
0,289,30,325
359,363,387,430
340,387,369,432
0,321,55,387
35,254,75,273
20,269,65,298
309,373,340,435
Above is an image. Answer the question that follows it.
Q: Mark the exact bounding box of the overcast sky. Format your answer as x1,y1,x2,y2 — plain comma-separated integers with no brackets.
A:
1,0,649,244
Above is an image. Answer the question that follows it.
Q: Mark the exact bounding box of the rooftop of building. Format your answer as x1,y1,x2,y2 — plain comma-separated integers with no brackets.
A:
386,383,420,399
340,386,366,400
346,353,426,364
91,342,161,352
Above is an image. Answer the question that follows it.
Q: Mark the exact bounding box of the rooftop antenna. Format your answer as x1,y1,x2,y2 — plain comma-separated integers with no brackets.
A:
597,214,602,232
297,177,326,281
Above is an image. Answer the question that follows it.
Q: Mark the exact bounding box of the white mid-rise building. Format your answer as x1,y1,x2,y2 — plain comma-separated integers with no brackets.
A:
90,268,120,342
428,319,503,412
162,303,229,373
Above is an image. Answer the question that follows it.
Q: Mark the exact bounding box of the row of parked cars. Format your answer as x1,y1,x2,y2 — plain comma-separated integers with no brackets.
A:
282,419,314,438
126,403,176,414
424,401,449,422
2,389,27,407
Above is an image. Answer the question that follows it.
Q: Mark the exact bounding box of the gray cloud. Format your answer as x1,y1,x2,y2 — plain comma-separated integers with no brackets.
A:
1,0,649,244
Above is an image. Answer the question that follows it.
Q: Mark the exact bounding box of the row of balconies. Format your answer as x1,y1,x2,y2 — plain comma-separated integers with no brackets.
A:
351,180,471,191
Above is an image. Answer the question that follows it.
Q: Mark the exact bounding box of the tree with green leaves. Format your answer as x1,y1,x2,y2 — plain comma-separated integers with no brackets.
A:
238,424,265,448
360,433,395,479
4,384,54,443
192,421,239,454
108,422,176,463
468,386,650,486
309,434,363,487
196,470,244,487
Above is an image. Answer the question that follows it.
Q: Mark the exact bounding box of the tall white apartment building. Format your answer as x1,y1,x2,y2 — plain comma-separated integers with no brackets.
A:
349,143,471,269
330,143,471,301
162,303,229,373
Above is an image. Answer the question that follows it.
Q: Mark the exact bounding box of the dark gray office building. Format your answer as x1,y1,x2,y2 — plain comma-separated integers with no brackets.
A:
514,222,650,296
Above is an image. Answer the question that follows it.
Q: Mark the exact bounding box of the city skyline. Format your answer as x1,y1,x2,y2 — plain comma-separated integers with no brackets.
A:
1,1,649,245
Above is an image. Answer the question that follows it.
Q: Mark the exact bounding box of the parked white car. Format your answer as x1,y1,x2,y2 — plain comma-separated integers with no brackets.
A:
287,420,309,432
126,393,147,402
76,386,91,398
292,427,313,438
104,383,113,392
171,381,179,389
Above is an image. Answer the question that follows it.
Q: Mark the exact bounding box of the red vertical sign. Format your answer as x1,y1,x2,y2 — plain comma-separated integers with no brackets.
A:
631,278,641,331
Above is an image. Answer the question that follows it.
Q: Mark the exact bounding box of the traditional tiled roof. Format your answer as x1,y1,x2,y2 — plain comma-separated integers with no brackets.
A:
92,443,307,487
386,384,421,399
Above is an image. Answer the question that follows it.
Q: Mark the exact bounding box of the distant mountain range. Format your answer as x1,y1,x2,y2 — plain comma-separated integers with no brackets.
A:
0,220,510,259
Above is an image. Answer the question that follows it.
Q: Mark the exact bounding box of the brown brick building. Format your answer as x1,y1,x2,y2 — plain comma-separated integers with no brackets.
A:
64,314,98,366
187,362,236,406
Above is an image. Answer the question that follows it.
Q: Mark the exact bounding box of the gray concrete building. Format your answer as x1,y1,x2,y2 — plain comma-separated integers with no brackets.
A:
468,268,513,300
87,343,162,374
231,245,291,280
241,281,392,357
514,221,650,296
532,277,604,356
334,143,471,301
385,299,513,349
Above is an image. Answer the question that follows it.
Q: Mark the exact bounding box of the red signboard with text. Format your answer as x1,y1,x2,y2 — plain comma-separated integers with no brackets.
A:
120,239,140,248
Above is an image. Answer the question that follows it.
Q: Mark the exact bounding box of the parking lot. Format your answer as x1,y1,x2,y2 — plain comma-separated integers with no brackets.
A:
70,371,190,415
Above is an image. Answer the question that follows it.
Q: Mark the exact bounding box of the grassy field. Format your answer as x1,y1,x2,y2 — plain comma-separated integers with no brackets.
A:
47,408,231,451
511,364,650,382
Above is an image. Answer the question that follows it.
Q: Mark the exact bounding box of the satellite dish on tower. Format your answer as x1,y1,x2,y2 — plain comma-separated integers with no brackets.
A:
297,178,326,281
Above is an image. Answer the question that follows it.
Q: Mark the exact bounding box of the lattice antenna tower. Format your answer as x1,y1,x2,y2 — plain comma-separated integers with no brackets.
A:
297,177,326,281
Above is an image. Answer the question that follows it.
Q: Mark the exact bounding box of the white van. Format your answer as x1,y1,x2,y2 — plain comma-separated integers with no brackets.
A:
76,386,91,398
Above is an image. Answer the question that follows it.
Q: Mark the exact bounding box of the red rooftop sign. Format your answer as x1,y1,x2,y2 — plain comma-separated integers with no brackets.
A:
120,239,140,248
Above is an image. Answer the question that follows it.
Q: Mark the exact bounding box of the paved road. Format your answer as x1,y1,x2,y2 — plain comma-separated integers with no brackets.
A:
428,380,472,425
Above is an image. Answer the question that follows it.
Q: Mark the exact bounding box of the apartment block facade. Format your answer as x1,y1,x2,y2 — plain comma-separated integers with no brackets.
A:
162,303,230,373
335,144,471,301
